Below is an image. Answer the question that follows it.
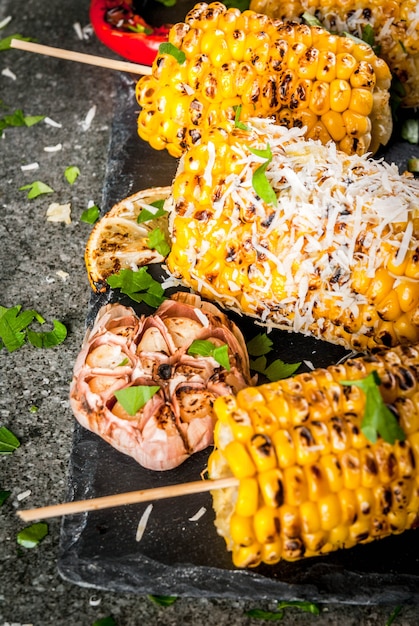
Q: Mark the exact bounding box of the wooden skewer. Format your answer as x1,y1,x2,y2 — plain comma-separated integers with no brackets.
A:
17,476,239,522
10,38,152,75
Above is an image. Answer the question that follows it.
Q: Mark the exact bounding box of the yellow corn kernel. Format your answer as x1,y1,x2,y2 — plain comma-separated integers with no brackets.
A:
258,468,284,508
297,46,319,80
349,60,376,89
248,405,279,435
293,425,322,465
349,87,374,116
395,280,419,313
304,462,329,500
300,500,321,534
321,110,346,142
272,429,296,468
236,477,260,517
342,109,371,138
230,512,256,546
318,493,341,531
248,434,278,472
400,394,419,434
261,538,282,564
335,52,358,80
283,465,308,506
338,488,358,525
329,523,349,548
376,291,402,322
232,542,262,568
303,530,327,554
394,312,419,344
316,50,336,82
341,450,361,490
308,81,330,116
254,505,280,544
320,454,344,492
223,440,256,478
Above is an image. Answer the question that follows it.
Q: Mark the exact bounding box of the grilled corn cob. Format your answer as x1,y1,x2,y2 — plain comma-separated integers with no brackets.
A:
209,342,419,568
165,118,419,352
250,0,419,107
136,1,392,157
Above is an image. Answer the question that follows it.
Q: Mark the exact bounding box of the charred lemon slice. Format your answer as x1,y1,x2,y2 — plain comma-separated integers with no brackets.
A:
85,186,172,292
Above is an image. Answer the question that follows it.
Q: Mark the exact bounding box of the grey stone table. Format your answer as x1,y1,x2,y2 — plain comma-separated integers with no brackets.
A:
1,0,419,624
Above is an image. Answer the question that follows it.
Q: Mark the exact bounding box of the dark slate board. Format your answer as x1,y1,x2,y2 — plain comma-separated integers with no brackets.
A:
58,68,419,601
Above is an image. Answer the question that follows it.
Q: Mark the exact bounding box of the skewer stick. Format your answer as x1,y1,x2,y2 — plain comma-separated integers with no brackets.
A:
17,476,239,522
10,39,152,75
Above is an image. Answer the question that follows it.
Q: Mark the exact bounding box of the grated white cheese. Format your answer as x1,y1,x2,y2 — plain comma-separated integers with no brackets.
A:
46,202,71,224
16,490,31,501
2,67,16,80
188,506,207,522
136,504,153,542
56,270,70,281
21,162,39,171
79,105,97,132
44,117,62,128
44,143,62,152
0,15,12,29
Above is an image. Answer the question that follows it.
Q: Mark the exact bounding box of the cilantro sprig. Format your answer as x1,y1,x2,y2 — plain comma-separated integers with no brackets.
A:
0,305,67,352
158,42,186,64
148,595,178,607
233,105,249,131
137,199,167,224
81,204,100,224
107,267,165,307
246,600,320,620
341,371,406,444
249,144,277,207
17,522,48,548
64,165,80,184
0,426,20,454
114,385,160,416
188,339,231,371
19,180,54,199
147,227,171,257
0,106,44,137
247,332,301,381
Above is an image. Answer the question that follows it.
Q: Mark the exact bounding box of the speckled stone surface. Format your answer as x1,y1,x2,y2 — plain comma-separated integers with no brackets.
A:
1,1,419,625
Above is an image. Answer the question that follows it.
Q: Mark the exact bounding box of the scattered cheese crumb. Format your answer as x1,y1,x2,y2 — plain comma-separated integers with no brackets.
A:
44,117,62,128
2,67,16,80
21,162,39,171
16,490,31,502
73,22,84,40
56,270,69,281
136,504,153,542
44,143,62,153
303,360,315,370
0,15,12,29
79,105,96,132
46,202,71,224
89,596,101,607
73,21,93,40
188,506,207,522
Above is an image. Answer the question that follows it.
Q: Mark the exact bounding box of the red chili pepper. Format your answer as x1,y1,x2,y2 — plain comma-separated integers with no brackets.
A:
90,0,169,65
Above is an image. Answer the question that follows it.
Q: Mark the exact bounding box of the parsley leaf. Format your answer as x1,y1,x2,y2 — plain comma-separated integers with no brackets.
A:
250,355,301,382
114,385,160,416
386,605,403,626
137,200,167,224
0,106,44,136
249,144,277,206
26,319,67,348
341,371,406,444
107,267,165,307
158,42,186,64
187,339,231,370
147,227,171,257
0,34,33,51
246,600,320,620
64,165,80,184
19,180,54,199
81,204,100,224
0,305,66,351
233,105,249,131
148,595,178,607
17,522,48,548
0,426,20,454
247,332,273,357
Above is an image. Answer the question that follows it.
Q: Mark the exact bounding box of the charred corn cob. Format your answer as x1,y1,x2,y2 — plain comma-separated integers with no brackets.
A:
209,342,419,568
136,1,392,157
165,118,419,352
250,0,419,107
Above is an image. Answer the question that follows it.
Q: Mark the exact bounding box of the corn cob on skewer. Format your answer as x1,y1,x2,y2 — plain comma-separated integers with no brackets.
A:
136,1,392,157
209,342,419,568
165,118,419,352
249,0,419,107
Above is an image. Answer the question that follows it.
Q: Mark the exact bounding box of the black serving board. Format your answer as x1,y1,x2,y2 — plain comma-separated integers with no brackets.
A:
58,69,419,601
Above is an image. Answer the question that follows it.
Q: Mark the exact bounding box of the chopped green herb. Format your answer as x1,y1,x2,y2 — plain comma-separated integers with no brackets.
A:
147,595,178,607
107,267,165,307
117,357,129,367
158,42,186,65
81,204,100,224
250,355,301,382
64,165,80,184
0,426,20,454
127,23,153,34
0,34,33,51
137,200,167,224
249,144,277,207
386,605,402,626
398,39,407,54
341,371,406,444
147,227,171,257
401,118,419,144
92,618,117,626
26,319,67,348
233,105,249,131
301,11,322,27
188,339,231,370
0,305,66,351
114,385,160,416
19,180,54,199
408,157,419,173
0,490,11,506
361,24,377,50
247,332,273,357
246,600,320,620
29,405,38,413
17,522,48,548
